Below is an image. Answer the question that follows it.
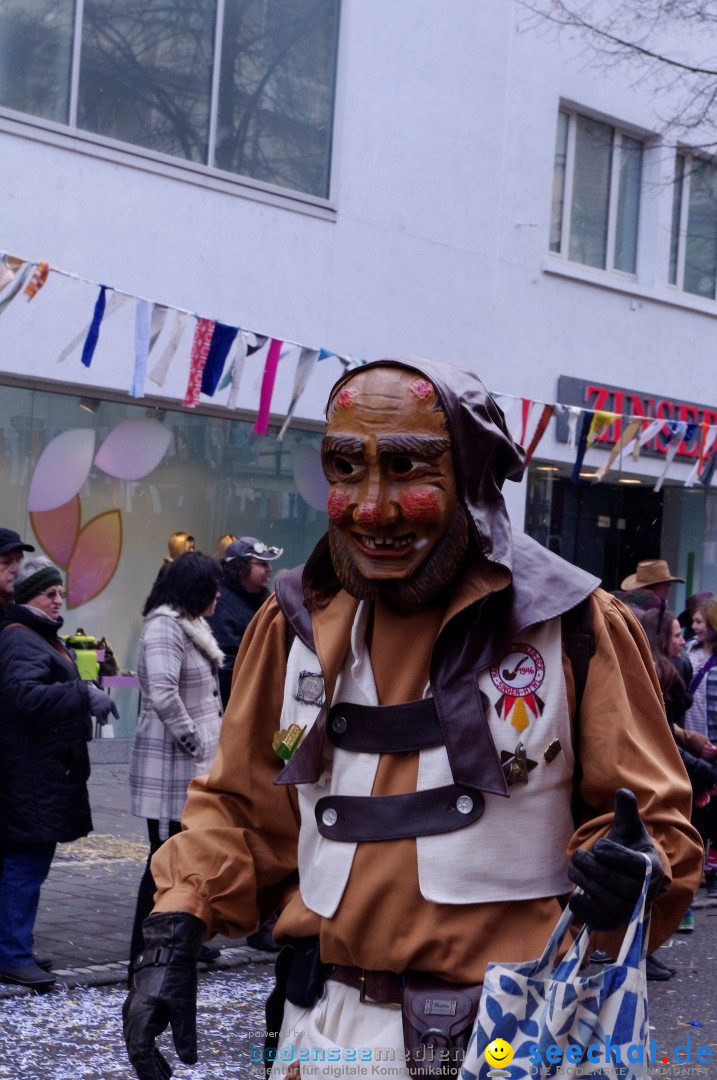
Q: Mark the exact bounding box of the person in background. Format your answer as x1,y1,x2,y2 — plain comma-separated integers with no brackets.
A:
128,552,224,972
684,598,717,899
167,531,195,562
679,591,715,644
207,536,283,709
0,556,117,989
640,607,716,935
214,534,237,560
152,531,196,588
206,536,284,954
620,558,685,605
0,528,35,615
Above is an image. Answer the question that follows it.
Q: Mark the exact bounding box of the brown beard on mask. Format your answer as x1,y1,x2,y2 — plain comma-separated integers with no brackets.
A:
328,503,471,608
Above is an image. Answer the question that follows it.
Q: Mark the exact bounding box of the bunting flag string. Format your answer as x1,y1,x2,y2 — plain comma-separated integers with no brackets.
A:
654,421,689,493
201,321,239,398
277,347,321,441
570,412,592,484
183,318,215,408
24,260,49,301
523,404,554,465
594,419,642,482
80,285,110,368
56,290,130,364
226,331,249,410
586,410,617,447
0,258,31,316
520,399,533,446
8,249,717,480
148,309,188,387
254,338,284,434
131,299,153,399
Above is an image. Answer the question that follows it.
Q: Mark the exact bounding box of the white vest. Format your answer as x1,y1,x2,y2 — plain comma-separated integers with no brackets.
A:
280,602,574,916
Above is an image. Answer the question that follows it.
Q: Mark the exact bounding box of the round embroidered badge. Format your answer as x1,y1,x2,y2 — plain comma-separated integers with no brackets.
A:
490,643,545,698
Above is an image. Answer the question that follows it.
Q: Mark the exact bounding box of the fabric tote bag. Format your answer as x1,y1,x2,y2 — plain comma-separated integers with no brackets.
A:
461,853,653,1080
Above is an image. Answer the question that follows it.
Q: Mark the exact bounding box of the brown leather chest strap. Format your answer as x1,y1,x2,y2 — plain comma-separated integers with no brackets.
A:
327,698,443,754
315,784,484,842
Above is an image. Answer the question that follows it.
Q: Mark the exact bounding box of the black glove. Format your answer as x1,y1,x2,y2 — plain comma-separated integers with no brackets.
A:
568,788,665,932
679,748,717,794
87,683,120,723
123,911,206,1080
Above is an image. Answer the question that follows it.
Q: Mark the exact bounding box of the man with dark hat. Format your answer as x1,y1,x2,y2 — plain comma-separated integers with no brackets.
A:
207,536,283,708
0,528,35,615
124,360,702,1080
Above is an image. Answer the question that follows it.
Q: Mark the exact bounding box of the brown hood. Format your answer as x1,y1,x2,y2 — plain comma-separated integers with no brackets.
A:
328,357,525,574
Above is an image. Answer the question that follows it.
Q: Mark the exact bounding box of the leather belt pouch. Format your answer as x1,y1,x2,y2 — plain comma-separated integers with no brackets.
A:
401,974,482,1079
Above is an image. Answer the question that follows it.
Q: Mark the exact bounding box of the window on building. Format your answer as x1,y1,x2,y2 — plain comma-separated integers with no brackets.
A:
0,0,340,199
669,152,717,299
550,110,644,275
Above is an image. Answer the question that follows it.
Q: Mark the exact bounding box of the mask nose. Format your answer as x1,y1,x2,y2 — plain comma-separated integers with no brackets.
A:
352,474,399,527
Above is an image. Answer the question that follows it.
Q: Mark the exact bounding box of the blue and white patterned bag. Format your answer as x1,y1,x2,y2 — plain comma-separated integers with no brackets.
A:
461,853,653,1080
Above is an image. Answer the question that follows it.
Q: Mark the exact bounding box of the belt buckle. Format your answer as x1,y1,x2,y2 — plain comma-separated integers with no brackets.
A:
358,969,401,1010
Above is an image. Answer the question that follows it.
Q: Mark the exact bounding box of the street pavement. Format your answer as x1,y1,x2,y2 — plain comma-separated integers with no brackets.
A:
2,761,276,997
0,761,715,1077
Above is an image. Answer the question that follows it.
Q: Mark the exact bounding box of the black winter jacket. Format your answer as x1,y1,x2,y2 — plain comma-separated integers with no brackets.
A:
0,603,93,845
207,573,269,706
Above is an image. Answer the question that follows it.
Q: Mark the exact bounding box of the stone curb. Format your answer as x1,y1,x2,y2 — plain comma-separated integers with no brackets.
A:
0,945,277,999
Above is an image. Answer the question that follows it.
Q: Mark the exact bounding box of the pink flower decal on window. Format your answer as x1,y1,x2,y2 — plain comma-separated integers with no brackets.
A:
30,496,81,569
65,510,122,609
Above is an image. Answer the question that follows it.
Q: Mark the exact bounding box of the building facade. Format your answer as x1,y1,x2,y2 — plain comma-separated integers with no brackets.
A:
2,0,717,733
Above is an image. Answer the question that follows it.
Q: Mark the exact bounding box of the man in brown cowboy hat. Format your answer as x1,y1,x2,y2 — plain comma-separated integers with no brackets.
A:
621,559,685,603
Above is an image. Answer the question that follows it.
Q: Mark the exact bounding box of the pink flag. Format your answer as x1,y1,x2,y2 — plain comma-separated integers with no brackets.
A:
183,318,215,408
253,338,284,434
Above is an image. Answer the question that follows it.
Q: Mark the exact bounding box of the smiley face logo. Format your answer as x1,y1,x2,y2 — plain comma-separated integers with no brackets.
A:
484,1038,514,1068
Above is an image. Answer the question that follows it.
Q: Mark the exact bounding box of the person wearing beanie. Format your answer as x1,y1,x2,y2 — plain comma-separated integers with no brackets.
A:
0,556,117,989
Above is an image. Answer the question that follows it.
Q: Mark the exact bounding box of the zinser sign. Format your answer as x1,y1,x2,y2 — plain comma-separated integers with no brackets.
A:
557,375,715,460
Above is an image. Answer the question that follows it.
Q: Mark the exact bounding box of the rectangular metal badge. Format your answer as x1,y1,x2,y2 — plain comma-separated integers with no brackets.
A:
424,999,456,1016
295,671,325,706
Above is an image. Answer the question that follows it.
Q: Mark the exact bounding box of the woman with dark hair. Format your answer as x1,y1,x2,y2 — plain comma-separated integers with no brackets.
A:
640,608,692,726
684,598,717,898
128,552,224,968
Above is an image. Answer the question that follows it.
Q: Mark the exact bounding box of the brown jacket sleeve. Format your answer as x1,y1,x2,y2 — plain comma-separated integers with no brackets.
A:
151,595,299,937
567,591,703,951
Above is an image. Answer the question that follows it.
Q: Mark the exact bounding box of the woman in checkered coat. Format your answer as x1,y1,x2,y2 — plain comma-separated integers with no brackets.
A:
128,551,223,967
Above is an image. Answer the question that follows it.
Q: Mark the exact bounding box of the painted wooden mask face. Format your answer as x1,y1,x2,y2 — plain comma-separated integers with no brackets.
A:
322,367,461,587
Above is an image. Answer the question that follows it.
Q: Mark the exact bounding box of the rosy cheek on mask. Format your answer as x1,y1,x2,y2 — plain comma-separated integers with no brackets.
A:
328,490,351,523
400,488,443,524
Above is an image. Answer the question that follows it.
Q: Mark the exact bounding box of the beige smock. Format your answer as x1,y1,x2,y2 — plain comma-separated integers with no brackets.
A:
152,561,703,982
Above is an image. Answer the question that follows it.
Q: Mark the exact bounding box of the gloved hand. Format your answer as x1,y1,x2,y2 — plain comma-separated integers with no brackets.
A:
87,683,120,723
568,788,665,932
123,911,206,1080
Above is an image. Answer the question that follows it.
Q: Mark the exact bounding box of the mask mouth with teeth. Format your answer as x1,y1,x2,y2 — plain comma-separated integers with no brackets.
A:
322,364,472,605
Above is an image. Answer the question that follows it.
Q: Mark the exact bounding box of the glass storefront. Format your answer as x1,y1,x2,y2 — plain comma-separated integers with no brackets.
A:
525,464,717,613
0,381,328,736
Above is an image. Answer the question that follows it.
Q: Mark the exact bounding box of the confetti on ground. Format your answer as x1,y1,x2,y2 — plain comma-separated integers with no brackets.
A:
0,967,273,1078
54,834,147,864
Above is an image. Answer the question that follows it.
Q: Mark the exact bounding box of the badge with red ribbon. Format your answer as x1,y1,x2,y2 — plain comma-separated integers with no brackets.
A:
490,643,545,732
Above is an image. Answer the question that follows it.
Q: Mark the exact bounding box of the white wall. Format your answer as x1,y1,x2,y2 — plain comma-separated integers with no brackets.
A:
1,0,714,474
